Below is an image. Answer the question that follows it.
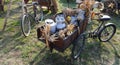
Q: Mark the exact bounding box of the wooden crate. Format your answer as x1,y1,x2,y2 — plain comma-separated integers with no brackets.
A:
37,18,88,52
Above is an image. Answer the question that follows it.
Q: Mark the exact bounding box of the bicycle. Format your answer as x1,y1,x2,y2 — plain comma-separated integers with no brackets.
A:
21,0,43,37
71,13,116,59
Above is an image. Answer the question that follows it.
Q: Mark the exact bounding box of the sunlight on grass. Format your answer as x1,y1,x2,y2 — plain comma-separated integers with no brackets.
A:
0,0,120,65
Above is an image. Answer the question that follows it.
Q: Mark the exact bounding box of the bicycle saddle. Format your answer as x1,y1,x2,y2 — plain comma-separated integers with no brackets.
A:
99,15,111,21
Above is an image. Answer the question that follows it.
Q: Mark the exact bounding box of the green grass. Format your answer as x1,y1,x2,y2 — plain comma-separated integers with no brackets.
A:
0,0,120,65
0,18,4,30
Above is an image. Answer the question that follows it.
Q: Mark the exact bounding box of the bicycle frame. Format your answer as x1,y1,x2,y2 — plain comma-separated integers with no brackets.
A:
92,20,106,34
84,17,108,38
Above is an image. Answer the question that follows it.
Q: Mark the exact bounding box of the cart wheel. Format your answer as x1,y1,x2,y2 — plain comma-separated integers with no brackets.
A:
102,0,117,14
98,24,116,42
71,35,85,60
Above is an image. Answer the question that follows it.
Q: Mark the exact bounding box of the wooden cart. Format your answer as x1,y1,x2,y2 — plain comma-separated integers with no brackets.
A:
37,13,88,52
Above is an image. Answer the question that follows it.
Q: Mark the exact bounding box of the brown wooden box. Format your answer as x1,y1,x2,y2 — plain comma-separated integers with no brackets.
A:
37,18,88,52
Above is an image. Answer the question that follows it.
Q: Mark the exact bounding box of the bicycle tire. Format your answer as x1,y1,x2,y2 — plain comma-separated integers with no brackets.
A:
21,14,31,37
71,35,85,60
33,4,43,23
102,0,117,14
98,24,116,42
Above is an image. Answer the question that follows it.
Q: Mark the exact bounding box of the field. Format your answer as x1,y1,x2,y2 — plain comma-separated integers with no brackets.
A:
0,0,120,65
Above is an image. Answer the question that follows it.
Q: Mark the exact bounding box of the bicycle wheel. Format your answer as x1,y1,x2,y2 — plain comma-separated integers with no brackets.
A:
98,24,116,42
21,14,31,37
71,35,85,60
33,4,43,23
102,0,117,14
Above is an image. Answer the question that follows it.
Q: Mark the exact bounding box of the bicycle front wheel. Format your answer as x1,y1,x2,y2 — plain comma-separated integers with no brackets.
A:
71,35,85,60
21,14,31,37
98,24,116,42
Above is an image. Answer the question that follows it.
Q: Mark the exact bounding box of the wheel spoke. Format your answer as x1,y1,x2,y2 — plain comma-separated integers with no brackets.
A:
21,15,31,37
103,0,117,14
98,25,116,42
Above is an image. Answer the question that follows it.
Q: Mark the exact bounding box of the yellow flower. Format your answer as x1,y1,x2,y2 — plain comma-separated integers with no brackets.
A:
66,16,71,22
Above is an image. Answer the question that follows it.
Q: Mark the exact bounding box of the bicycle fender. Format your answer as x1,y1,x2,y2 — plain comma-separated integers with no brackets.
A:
105,23,116,27
98,23,116,36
